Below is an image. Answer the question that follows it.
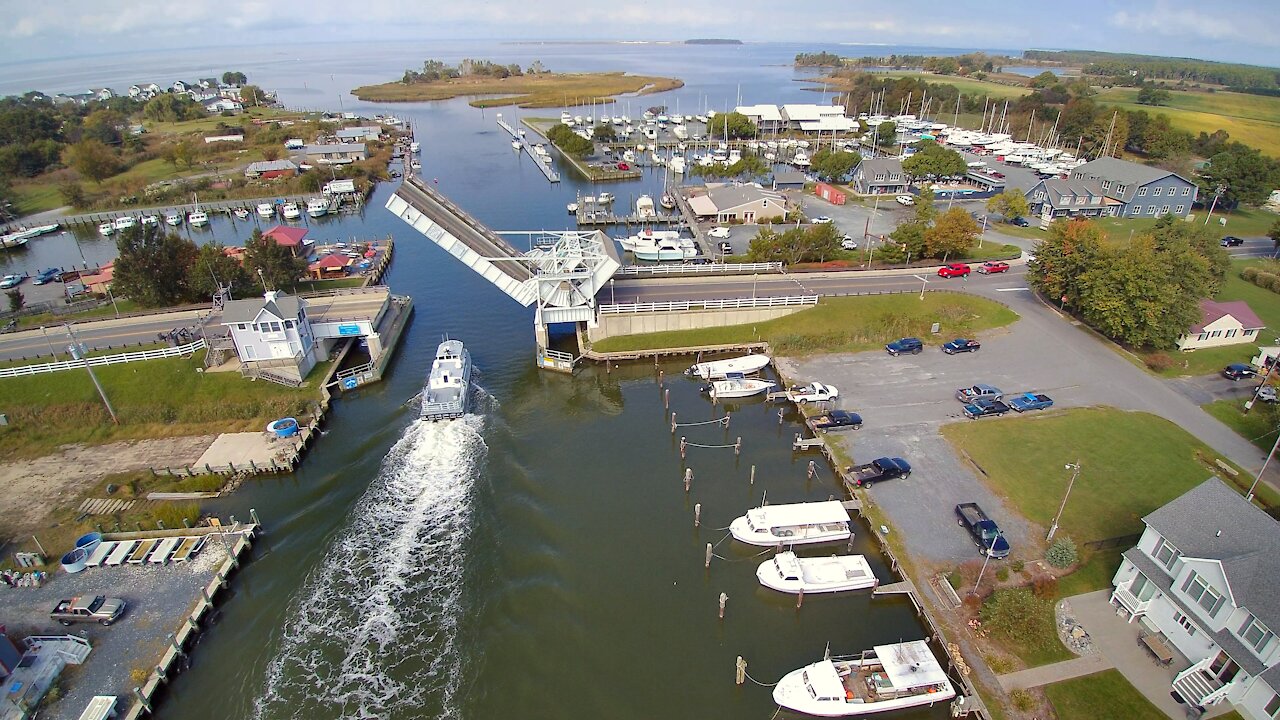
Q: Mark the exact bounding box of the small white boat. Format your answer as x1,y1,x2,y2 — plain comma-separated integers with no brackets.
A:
410,141,421,153
730,500,852,547
632,238,688,262
306,198,328,217
99,222,115,236
233,208,250,220
256,203,275,218
411,160,422,170
706,373,775,400
281,203,301,220
686,354,771,380
660,193,677,210
422,339,472,421
560,111,572,124
567,203,578,214
636,195,656,219
773,641,955,716
188,210,209,226
164,212,183,226
113,216,136,230
27,224,59,236
756,551,877,594
140,214,159,226
597,192,615,204
669,156,686,174
512,140,521,149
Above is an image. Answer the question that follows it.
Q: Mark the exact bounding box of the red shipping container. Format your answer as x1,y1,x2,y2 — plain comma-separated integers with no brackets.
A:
816,183,847,206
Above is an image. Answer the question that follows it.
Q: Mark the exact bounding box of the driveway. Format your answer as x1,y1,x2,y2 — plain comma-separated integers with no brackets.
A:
1166,372,1259,406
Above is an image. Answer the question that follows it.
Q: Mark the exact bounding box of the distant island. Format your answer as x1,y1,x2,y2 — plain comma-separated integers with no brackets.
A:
351,58,683,108
685,39,742,45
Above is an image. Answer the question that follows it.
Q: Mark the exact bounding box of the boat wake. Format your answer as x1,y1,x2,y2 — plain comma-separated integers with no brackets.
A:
253,412,488,720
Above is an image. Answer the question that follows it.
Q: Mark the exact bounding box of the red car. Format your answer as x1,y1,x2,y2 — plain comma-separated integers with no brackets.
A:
617,162,630,170
937,263,971,278
977,261,1010,274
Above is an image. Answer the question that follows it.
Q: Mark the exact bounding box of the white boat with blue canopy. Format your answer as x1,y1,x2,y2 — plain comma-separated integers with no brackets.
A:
421,339,472,421
773,640,955,716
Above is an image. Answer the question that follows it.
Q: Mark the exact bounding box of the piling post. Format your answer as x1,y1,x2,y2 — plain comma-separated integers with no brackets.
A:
705,542,713,568
134,687,152,713
694,503,701,527
249,460,257,473
155,664,167,682
718,592,728,619
664,388,669,409
684,468,693,493
671,412,677,434
658,369,664,386
735,656,747,685
750,465,756,485
734,437,742,456
723,411,730,429
680,436,687,459
157,520,166,530
808,460,817,480
778,408,784,425
250,508,261,527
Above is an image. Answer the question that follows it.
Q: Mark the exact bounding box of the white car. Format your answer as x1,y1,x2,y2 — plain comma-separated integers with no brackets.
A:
708,226,732,239
0,274,22,289
788,382,839,403
812,216,833,224
841,237,858,250
895,194,915,206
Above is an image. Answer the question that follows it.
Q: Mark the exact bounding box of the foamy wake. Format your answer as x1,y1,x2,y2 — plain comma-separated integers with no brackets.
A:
253,411,487,720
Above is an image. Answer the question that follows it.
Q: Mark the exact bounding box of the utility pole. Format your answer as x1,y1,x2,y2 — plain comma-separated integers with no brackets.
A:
1247,432,1280,503
1047,461,1081,542
66,323,118,425
1205,185,1227,227
971,530,1003,596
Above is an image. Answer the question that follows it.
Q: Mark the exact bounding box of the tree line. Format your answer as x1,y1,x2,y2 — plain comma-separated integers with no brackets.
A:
1024,50,1278,90
401,58,547,84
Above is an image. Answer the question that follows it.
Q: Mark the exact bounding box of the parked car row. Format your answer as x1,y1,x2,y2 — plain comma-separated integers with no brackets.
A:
937,261,1010,278
956,384,1055,419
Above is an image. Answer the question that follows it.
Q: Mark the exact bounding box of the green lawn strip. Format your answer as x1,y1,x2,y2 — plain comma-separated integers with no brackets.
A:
860,71,1031,99
589,292,1019,354
1056,546,1125,598
1145,343,1258,378
11,182,65,215
1220,260,1280,331
1043,669,1167,720
1096,88,1280,125
0,349,321,458
1204,399,1278,450
15,299,144,331
941,407,1243,544
1092,92,1280,157
989,208,1278,246
0,341,170,369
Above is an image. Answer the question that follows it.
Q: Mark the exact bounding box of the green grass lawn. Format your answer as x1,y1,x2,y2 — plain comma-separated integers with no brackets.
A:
1057,546,1125,597
590,292,1019,354
991,207,1279,246
865,71,1031,100
0,350,320,458
1095,88,1280,157
1220,259,1280,331
1044,670,1167,720
941,407,1244,543
1204,399,1279,450
15,299,143,331
10,181,66,215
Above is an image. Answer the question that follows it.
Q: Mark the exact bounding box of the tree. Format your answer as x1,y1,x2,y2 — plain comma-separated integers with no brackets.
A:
1030,71,1059,88
112,225,200,307
82,108,126,145
143,93,205,122
222,71,248,86
986,189,1030,221
592,123,617,142
64,139,119,184
924,208,980,259
240,85,269,107
1028,219,1107,309
1203,143,1280,206
746,224,841,265
707,111,757,139
58,180,87,207
809,149,861,182
912,186,937,225
1270,218,1280,252
172,141,195,170
888,221,926,261
901,140,967,180
244,229,307,291
6,288,23,313
187,242,251,301
546,124,593,157
261,146,282,162
875,121,897,148
1136,84,1172,106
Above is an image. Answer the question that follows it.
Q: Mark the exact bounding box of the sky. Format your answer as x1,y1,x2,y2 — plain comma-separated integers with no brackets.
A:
0,0,1276,67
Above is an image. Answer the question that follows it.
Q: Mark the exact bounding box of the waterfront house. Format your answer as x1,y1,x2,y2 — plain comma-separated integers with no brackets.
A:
244,160,299,179
221,291,321,381
170,80,191,94
303,143,368,165
1111,478,1280,718
79,262,114,295
850,157,909,194
336,126,384,142
92,88,115,101
686,184,787,223
1176,299,1264,351
128,83,161,100
1070,157,1198,218
262,225,309,255
202,97,243,114
308,254,351,279
1025,178,1111,220
734,104,784,134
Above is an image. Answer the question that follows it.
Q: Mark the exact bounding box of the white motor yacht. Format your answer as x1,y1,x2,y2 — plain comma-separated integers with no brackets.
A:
729,500,852,547
164,212,183,226
421,339,473,421
233,208,250,220
187,210,209,227
98,222,115,236
306,198,328,217
596,192,615,204
635,195,656,219
409,141,421,153
756,551,877,594
773,641,955,716
257,203,275,218
113,216,136,230
140,214,159,226
686,354,770,380
705,373,775,400
281,203,301,220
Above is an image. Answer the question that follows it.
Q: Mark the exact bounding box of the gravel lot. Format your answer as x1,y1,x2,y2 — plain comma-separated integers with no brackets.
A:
1,540,229,720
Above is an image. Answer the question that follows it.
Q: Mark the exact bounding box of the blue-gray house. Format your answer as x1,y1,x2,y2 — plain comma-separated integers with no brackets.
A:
1070,157,1199,218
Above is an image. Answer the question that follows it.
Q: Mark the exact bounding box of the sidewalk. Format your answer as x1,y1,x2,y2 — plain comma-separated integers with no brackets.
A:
997,654,1112,691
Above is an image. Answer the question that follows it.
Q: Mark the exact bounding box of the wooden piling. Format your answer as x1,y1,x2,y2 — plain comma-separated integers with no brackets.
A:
797,587,804,609
735,656,747,685
734,437,742,456
694,503,701,527
718,592,728,619
705,543,713,568
750,465,756,485
684,468,693,493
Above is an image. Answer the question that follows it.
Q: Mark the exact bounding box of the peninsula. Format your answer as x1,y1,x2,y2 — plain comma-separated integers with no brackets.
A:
351,58,682,108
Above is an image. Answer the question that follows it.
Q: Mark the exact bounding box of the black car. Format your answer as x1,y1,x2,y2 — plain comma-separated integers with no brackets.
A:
943,338,981,354
1011,217,1030,227
963,398,1011,419
1221,236,1244,247
886,337,924,356
1223,363,1256,381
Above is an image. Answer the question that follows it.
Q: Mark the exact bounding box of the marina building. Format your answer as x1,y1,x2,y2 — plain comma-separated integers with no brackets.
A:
1070,157,1199,218
336,126,384,142
686,184,788,223
733,104,784,133
222,291,323,381
303,143,368,165
244,160,299,179
780,104,857,133
850,157,909,195
262,225,309,255
1025,178,1110,219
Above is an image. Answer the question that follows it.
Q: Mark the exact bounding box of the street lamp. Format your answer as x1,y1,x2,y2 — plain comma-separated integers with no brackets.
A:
971,529,1003,597
1205,184,1227,227
1047,461,1081,542
609,278,615,305
913,274,928,300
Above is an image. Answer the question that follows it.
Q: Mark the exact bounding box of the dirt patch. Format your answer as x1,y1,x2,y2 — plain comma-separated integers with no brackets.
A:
0,435,215,533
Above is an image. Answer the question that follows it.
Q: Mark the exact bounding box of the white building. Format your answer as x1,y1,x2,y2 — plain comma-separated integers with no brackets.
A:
1111,479,1280,718
734,104,783,133
1177,299,1264,351
780,104,857,133
221,291,322,382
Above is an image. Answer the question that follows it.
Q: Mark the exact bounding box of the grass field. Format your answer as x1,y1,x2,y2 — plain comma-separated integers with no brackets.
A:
941,407,1247,543
850,71,1032,100
1204,399,1278,452
1097,87,1280,157
589,292,1019,354
1044,670,1167,720
352,72,684,108
0,350,320,458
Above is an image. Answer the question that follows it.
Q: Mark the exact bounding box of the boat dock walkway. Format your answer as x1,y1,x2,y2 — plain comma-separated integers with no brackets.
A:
47,193,363,229
575,211,682,226
872,579,916,597
497,118,560,183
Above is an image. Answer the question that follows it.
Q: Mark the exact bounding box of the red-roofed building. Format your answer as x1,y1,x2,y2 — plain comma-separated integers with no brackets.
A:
79,261,115,294
262,225,309,255
308,253,350,279
1178,299,1265,351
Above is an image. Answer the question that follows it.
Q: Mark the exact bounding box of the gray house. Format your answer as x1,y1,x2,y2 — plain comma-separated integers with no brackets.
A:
1025,178,1111,220
687,184,788,223
1071,157,1199,218
221,291,322,382
850,157,909,194
303,143,368,165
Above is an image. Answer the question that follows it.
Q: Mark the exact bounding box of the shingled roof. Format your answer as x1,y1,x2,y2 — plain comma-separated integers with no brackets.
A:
1191,299,1264,334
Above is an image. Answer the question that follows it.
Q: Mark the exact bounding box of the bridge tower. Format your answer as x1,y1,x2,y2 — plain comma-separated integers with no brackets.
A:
386,176,621,370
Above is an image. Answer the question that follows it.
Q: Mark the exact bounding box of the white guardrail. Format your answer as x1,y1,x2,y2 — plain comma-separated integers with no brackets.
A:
615,262,783,276
598,295,818,315
0,338,206,378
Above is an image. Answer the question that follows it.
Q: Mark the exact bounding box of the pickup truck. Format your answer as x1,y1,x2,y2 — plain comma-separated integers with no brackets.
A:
1006,392,1054,412
846,457,911,488
885,337,923,356
788,382,839,403
955,503,1010,558
50,595,126,626
956,384,1002,403
963,398,1010,419
943,338,981,354
813,410,862,431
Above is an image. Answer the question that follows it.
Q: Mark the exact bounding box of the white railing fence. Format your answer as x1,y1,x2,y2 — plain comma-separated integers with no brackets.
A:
598,295,818,315
0,339,206,378
615,262,783,276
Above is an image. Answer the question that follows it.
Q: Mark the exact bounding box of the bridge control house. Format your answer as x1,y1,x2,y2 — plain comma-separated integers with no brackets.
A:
222,291,324,383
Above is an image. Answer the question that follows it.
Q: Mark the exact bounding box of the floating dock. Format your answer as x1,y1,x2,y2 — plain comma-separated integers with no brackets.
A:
497,118,560,183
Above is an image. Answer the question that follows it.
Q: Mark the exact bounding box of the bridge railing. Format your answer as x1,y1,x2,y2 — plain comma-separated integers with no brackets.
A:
0,339,206,378
299,285,389,300
615,262,783,276
598,295,818,315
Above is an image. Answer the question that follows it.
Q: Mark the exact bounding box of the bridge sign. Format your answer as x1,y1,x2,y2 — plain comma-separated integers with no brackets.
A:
338,324,362,336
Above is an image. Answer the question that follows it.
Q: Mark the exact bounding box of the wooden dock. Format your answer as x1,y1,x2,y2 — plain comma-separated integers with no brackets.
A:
497,118,560,183
47,193,365,229
872,579,916,596
576,211,682,226
792,434,824,451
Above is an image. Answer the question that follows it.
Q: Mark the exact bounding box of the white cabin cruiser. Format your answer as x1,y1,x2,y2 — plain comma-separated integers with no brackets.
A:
730,500,852,547
773,640,955,716
187,210,209,227
257,203,276,218
164,212,183,226
306,198,328,217
281,203,301,220
421,339,472,421
705,372,774,400
636,195,657,219
756,551,877,594
686,354,770,380
632,237,691,262
113,216,136,231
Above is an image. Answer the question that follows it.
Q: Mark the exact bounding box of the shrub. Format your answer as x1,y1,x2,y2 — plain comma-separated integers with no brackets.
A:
1046,536,1079,568
1010,688,1036,712
995,566,1010,582
986,654,1015,675
1243,266,1260,282
1144,352,1175,372
1267,274,1280,294
980,588,1058,651
1032,574,1059,598
1011,559,1026,574
151,501,200,529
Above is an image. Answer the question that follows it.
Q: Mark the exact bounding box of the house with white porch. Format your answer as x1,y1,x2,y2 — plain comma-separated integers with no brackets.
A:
221,291,323,382
1111,478,1280,718
1177,299,1264,351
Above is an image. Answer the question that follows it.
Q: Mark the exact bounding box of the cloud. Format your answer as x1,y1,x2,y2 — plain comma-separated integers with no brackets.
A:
1108,1,1264,44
